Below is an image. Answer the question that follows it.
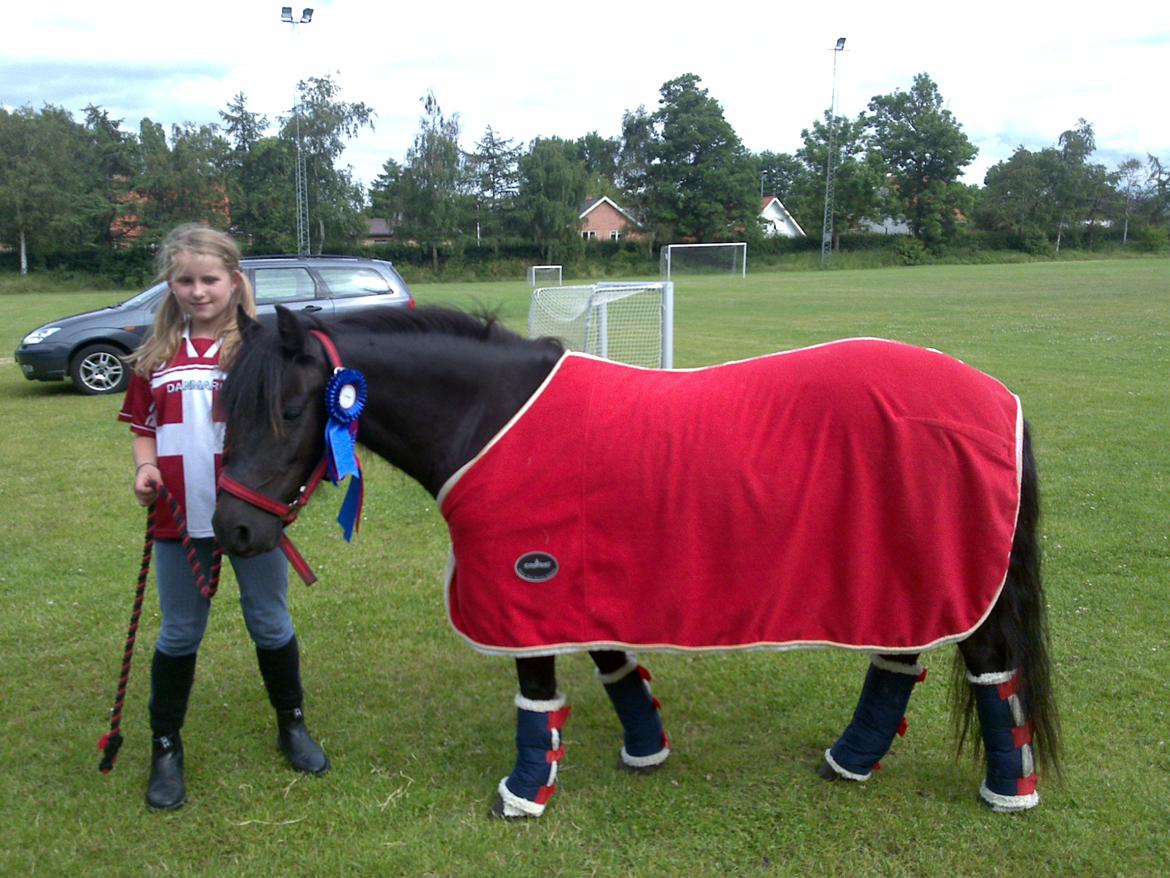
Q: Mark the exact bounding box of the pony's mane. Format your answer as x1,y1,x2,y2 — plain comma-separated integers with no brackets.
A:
333,303,527,344
221,305,562,439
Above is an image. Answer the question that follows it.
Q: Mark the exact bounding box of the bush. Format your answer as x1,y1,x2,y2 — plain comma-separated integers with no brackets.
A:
1135,226,1169,253
895,237,929,266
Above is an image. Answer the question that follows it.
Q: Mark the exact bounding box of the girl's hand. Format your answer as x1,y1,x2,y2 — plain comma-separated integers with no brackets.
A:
134,462,160,506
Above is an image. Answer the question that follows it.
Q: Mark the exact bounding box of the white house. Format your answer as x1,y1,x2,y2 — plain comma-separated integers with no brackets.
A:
760,196,806,238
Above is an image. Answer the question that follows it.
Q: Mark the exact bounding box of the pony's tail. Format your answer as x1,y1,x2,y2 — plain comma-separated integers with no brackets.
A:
952,419,1062,779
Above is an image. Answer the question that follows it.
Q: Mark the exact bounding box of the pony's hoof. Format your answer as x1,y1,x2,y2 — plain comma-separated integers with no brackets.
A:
617,756,662,775
490,793,535,820
816,758,843,781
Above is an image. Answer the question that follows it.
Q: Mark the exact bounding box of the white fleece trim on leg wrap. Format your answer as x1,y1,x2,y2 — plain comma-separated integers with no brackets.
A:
979,780,1039,812
966,669,1016,686
514,691,566,713
595,656,638,685
870,654,925,677
620,743,671,769
822,747,872,782
496,776,548,818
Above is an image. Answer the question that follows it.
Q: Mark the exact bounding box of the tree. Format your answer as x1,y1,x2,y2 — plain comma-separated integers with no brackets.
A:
223,136,297,252
283,75,374,252
615,106,655,223
575,131,622,201
368,157,405,225
1051,119,1112,251
978,146,1062,251
133,119,231,241
757,150,804,203
516,137,588,262
0,105,106,273
1144,155,1170,227
1115,157,1145,245
791,111,885,247
397,92,471,270
82,105,138,249
467,126,521,244
639,74,760,244
865,73,977,245
218,92,290,249
220,92,269,154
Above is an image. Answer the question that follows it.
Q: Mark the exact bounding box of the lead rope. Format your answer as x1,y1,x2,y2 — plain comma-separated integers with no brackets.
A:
97,482,222,773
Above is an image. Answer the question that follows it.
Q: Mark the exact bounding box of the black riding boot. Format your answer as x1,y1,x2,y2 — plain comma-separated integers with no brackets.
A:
256,636,329,775
147,649,197,810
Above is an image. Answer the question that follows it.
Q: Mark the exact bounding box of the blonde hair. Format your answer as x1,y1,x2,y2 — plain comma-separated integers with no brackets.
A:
132,224,257,376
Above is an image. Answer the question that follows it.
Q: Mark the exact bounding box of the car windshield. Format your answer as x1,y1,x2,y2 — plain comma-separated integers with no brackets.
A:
118,282,167,309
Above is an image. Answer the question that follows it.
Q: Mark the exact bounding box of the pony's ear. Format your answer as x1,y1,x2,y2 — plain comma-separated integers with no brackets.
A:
275,305,307,356
237,305,260,338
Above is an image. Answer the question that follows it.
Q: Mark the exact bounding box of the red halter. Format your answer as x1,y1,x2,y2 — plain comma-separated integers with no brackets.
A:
217,329,348,586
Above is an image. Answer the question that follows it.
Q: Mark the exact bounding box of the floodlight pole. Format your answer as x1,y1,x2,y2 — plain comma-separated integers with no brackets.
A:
820,37,846,267
281,7,314,256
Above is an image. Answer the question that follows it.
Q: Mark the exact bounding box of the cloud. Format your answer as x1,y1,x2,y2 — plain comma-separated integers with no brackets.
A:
3,0,1168,191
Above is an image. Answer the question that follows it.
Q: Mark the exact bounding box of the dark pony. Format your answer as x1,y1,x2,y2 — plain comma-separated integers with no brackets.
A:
214,305,1060,819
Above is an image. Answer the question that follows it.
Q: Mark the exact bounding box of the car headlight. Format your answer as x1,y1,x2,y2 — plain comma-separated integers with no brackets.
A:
22,326,61,344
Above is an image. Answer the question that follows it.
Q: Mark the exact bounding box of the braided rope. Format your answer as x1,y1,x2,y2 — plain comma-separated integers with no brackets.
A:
97,482,222,773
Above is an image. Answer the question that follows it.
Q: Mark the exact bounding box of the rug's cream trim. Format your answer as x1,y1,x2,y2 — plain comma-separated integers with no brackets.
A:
436,349,573,508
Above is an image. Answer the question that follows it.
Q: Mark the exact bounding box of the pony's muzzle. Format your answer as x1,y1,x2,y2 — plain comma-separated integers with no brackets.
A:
212,501,283,557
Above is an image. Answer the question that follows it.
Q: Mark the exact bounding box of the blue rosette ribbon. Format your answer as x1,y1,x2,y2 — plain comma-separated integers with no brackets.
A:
324,368,367,541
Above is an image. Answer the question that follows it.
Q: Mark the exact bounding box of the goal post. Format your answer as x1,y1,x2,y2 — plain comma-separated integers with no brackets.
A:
528,281,673,369
659,242,747,280
527,264,563,286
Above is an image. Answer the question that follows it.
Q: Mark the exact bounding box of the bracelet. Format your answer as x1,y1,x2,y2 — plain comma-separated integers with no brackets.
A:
136,461,158,472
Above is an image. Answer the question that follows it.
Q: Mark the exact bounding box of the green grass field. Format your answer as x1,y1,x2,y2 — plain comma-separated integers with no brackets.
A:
1,259,1168,877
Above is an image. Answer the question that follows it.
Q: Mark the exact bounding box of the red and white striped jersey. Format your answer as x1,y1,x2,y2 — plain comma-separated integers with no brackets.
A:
119,335,225,539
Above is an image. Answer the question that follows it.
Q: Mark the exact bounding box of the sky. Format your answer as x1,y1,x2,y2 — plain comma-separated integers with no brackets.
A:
2,0,1168,194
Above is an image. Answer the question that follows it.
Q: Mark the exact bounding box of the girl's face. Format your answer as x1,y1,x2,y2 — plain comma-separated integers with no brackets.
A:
168,250,242,337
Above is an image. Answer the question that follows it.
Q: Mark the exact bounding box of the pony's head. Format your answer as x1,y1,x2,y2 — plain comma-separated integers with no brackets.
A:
212,306,331,556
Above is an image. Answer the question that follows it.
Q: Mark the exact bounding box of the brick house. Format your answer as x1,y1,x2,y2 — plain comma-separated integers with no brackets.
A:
759,196,806,238
579,196,642,241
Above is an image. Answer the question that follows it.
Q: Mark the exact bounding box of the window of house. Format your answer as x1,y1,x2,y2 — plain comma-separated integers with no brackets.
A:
609,230,620,240
582,230,597,240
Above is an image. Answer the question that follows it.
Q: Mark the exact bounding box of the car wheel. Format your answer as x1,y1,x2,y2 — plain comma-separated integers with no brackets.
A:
71,344,130,395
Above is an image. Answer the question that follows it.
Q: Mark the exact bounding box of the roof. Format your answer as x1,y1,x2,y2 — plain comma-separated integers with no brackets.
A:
579,195,640,226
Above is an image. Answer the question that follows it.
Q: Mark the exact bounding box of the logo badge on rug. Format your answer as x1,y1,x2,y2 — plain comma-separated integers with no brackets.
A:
515,552,558,583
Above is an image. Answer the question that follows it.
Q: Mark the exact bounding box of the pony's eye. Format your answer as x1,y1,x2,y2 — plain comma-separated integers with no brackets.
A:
282,404,304,421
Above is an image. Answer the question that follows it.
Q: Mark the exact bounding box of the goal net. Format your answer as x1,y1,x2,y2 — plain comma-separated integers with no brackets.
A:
527,264,563,286
659,243,747,280
528,281,674,369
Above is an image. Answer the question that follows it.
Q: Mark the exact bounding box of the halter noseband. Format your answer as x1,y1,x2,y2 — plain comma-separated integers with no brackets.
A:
217,329,348,586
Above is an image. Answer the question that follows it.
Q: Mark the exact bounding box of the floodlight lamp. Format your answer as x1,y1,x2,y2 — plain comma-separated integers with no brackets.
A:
281,7,293,22
835,37,846,50
300,7,313,22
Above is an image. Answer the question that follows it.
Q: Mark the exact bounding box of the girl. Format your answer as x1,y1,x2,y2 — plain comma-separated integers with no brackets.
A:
119,224,328,811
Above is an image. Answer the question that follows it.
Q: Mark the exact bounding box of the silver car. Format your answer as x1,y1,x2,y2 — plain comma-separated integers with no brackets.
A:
15,255,414,394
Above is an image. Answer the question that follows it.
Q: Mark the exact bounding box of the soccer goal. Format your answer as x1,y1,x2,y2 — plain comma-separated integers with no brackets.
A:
528,281,673,369
659,242,747,280
527,264,563,286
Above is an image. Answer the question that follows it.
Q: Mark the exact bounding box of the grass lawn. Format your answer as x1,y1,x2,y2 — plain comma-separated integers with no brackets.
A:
1,259,1167,877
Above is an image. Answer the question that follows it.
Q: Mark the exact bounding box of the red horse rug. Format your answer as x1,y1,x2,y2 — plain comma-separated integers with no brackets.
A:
438,338,1023,657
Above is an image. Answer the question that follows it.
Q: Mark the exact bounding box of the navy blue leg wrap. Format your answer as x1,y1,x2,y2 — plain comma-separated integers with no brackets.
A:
826,656,924,780
968,670,1039,811
599,657,670,768
496,693,571,818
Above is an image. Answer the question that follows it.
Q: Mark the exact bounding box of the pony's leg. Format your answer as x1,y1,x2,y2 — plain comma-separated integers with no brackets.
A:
959,632,1040,812
491,655,572,820
819,653,925,782
590,650,670,771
